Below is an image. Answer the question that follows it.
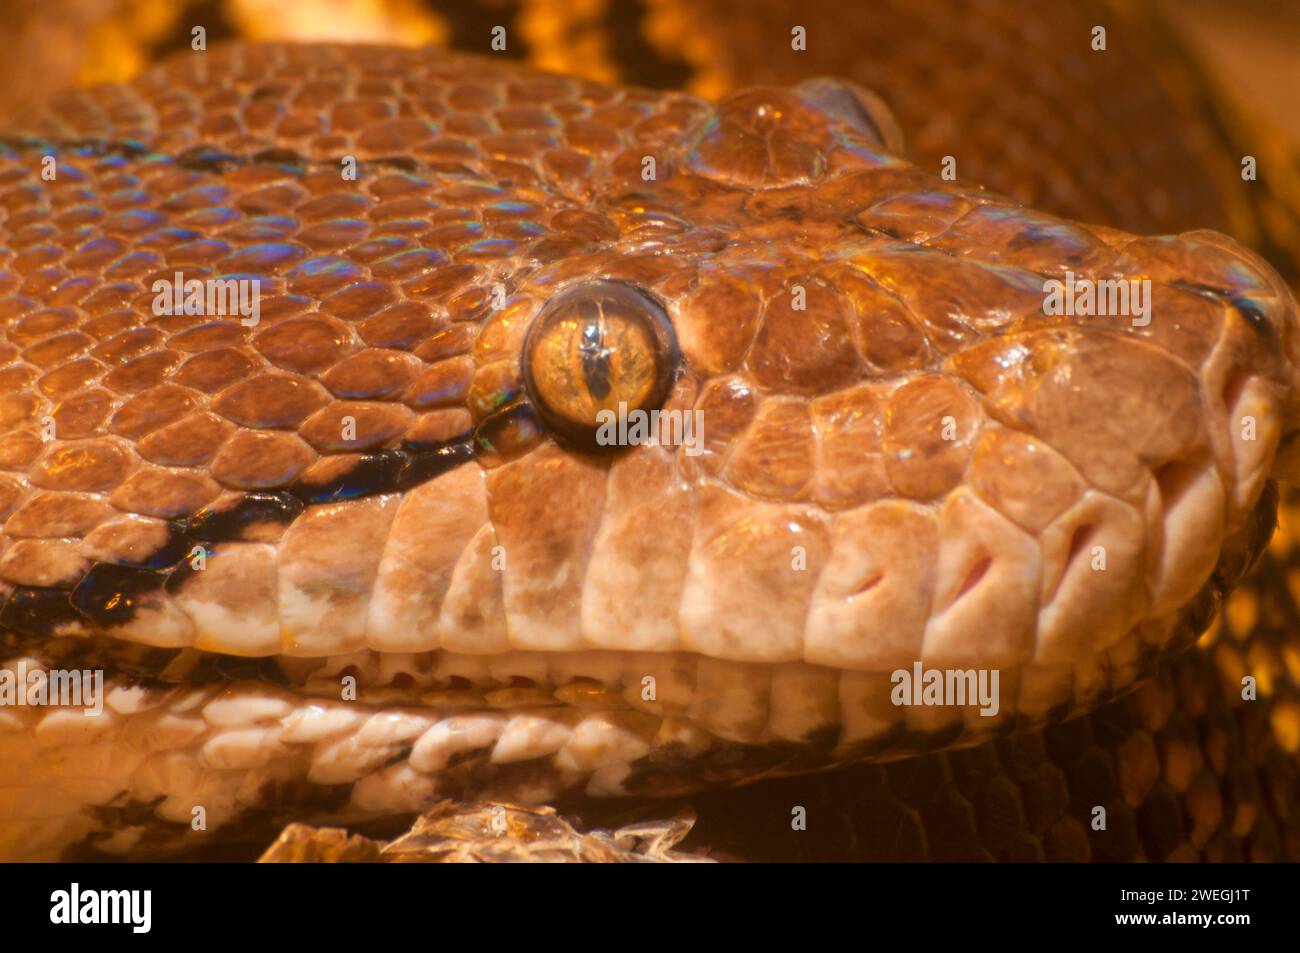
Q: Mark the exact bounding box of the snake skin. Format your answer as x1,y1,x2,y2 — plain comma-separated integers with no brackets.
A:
1,15,1299,860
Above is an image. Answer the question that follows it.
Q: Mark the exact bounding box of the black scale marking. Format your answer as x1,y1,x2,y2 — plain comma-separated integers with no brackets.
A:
0,439,478,639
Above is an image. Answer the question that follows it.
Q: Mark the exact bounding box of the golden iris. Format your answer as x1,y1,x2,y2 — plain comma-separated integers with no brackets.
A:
522,281,679,441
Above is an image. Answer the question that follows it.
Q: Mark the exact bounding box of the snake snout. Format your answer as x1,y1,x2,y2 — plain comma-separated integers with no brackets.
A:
1153,230,1300,487
1269,281,1300,485
1234,277,1300,485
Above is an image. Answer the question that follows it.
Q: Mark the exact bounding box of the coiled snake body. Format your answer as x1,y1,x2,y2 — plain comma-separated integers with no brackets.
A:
1,33,1298,861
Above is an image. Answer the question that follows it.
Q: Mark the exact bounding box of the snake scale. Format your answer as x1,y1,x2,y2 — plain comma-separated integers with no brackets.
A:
1,1,1299,862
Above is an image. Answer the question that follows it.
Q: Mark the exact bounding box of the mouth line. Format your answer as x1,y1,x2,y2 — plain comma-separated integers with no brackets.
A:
6,479,1281,720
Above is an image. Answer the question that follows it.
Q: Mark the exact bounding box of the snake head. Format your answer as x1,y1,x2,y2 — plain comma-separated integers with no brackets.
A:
472,72,1300,757
3,47,1299,828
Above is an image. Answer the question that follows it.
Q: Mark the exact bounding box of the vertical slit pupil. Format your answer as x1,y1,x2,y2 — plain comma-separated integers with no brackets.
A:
579,307,613,400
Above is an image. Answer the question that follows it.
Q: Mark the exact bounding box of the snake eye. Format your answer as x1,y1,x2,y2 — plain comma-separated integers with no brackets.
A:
522,280,679,442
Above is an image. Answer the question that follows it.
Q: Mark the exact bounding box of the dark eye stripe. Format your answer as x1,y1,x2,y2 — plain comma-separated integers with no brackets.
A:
0,437,479,639
185,492,304,542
